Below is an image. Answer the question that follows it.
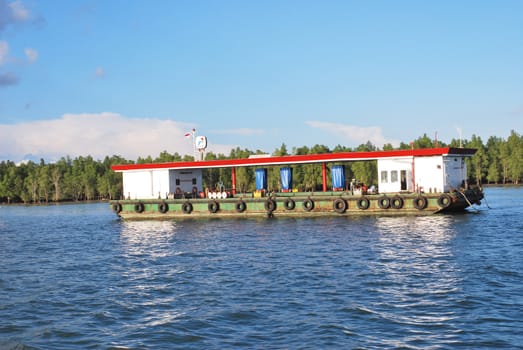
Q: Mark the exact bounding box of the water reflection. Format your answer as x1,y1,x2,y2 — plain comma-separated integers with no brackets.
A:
120,220,179,237
363,216,464,346
374,215,456,241
114,221,187,333
119,221,180,259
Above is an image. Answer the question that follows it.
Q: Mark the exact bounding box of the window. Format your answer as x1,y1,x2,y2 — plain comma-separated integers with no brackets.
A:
391,170,398,183
380,171,388,183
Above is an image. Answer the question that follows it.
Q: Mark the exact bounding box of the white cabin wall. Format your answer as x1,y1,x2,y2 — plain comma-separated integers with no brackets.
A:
122,171,153,199
377,158,413,193
373,154,468,194
443,156,467,191
122,170,169,199
120,169,204,199
414,156,444,193
152,169,170,199
377,159,396,193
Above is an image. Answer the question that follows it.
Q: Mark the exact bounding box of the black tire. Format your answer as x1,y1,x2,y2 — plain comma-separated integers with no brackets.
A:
112,203,122,213
265,199,277,213
158,201,169,213
357,197,370,210
413,196,427,210
182,201,193,214
391,196,404,209
333,198,347,213
235,200,246,213
208,200,220,213
134,202,144,213
302,198,314,212
437,194,452,208
378,196,390,209
284,198,296,210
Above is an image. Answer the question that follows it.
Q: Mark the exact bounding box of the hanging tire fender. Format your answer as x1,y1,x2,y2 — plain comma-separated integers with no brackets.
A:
265,199,277,213
208,200,220,213
377,196,390,209
302,198,314,212
357,197,370,210
182,201,193,214
134,202,144,213
284,198,296,210
437,194,452,208
413,196,427,210
391,196,404,209
158,201,169,213
235,200,246,213
333,198,347,213
112,203,122,213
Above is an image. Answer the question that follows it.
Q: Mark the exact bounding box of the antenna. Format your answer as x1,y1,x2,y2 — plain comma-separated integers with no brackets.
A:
456,127,463,148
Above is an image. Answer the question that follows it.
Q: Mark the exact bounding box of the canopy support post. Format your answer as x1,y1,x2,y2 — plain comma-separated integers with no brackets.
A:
231,167,237,195
322,162,327,192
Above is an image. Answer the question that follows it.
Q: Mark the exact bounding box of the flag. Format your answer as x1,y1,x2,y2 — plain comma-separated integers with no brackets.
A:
184,128,196,138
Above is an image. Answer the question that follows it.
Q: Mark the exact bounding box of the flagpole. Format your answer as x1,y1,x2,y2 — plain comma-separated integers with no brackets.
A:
192,128,197,161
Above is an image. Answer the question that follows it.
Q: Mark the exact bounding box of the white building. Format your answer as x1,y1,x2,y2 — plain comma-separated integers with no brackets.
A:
120,168,202,200
378,152,469,194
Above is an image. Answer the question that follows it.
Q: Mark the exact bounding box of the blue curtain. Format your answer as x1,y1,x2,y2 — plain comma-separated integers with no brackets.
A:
255,168,267,190
280,167,292,191
332,165,345,189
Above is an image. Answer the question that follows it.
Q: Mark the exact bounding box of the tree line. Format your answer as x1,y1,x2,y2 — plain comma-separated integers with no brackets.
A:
1,130,521,204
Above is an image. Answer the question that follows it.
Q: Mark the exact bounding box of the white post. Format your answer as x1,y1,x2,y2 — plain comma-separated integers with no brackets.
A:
192,128,197,161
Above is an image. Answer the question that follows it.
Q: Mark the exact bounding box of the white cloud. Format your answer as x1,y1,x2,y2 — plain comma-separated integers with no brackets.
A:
0,40,8,65
210,128,264,136
0,1,39,88
305,120,400,148
24,47,37,63
0,0,31,32
0,40,17,85
0,113,234,162
8,0,29,21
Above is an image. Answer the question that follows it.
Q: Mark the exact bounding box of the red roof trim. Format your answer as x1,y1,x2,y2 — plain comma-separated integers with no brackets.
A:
111,147,476,172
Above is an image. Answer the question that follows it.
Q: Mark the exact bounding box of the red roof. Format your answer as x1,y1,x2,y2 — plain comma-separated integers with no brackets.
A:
111,147,476,172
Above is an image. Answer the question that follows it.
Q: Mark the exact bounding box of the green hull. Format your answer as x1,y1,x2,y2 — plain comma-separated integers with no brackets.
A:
110,189,483,220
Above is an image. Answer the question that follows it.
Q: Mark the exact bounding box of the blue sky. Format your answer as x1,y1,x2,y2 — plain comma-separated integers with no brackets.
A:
1,0,522,162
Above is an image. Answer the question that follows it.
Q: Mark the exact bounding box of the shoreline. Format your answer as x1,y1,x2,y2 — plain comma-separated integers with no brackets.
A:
0,199,109,207
1,183,520,207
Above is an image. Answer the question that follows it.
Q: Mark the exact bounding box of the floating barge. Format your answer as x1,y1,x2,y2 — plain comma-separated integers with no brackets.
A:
109,147,484,219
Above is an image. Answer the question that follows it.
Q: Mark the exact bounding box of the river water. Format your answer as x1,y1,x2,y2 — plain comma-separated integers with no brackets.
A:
1,187,522,349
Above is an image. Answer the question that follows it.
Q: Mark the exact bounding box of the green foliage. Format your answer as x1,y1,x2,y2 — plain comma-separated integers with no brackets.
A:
0,155,126,204
485,136,502,184
467,135,488,185
1,132,521,204
456,130,523,184
506,130,523,184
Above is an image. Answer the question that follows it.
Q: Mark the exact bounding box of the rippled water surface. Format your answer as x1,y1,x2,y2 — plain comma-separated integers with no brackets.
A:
1,187,522,349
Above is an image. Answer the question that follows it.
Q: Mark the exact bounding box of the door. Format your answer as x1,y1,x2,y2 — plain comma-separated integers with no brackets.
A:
400,170,407,191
